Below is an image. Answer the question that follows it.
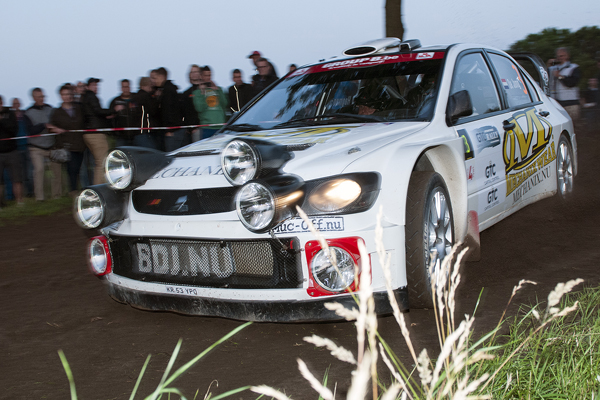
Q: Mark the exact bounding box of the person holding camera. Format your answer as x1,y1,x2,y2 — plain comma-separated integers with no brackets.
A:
548,47,581,122
193,66,228,139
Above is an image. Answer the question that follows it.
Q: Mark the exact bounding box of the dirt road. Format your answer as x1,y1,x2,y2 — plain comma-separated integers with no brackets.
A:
1,126,599,399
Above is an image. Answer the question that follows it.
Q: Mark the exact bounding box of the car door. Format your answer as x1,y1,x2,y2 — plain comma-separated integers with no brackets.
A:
449,51,513,230
487,52,558,214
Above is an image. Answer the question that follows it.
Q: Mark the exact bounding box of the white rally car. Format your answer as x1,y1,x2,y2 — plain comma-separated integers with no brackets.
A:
75,38,576,322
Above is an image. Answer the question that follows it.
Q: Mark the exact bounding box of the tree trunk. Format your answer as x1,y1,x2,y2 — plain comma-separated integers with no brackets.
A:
385,0,404,40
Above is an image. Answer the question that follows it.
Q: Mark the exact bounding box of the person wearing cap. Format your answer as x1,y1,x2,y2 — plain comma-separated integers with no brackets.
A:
248,50,262,68
80,78,119,184
248,50,278,78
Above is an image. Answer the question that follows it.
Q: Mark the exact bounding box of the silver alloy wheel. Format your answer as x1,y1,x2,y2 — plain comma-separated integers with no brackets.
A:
557,137,573,198
425,188,453,273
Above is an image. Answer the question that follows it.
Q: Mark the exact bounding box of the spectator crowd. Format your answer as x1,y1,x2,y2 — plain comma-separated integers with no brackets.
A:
0,52,297,207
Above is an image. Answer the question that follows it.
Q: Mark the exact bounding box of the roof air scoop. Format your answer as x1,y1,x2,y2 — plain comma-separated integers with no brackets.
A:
343,38,421,56
343,38,402,56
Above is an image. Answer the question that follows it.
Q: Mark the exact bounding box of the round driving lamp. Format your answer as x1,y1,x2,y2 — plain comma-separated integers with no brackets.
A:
311,247,356,292
222,140,259,185
75,189,104,228
105,150,133,190
88,237,112,276
235,182,275,231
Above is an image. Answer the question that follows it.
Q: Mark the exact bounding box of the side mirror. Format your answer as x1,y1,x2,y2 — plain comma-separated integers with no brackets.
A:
446,90,473,125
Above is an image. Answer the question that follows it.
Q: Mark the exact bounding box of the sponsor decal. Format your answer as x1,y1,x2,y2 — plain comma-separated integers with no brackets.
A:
483,161,500,185
459,126,499,160
507,145,555,198
323,55,400,70
239,126,359,145
151,165,223,179
503,107,552,174
501,79,510,90
474,126,501,151
484,187,500,211
272,217,345,234
307,52,445,73
458,129,474,160
416,52,435,60
502,107,555,197
467,165,474,181
478,183,505,215
169,196,189,213
539,66,549,88
136,242,234,278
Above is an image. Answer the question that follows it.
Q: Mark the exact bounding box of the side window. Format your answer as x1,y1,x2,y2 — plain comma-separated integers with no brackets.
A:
489,54,534,108
450,53,501,117
522,72,540,102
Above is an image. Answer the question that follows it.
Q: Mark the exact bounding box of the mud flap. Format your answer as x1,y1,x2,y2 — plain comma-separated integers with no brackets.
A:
464,210,481,261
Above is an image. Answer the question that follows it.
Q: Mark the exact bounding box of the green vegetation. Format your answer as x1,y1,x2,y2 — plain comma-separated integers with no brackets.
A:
508,26,600,87
0,196,72,227
477,286,600,398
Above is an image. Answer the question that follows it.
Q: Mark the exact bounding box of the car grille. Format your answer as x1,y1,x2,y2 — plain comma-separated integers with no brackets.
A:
132,188,236,215
109,235,302,289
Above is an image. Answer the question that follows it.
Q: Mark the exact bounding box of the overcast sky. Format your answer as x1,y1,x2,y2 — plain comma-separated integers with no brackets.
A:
2,0,598,107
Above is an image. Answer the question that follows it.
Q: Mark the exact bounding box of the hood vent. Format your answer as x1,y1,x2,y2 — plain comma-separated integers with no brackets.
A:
342,38,421,57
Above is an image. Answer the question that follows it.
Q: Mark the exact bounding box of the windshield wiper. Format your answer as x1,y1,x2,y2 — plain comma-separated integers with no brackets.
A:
224,123,263,132
274,113,382,128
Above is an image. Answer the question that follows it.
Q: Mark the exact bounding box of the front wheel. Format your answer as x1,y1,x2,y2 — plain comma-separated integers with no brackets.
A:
405,172,454,309
556,134,574,200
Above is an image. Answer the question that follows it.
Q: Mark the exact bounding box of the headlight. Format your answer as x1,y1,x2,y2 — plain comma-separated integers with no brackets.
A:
74,185,128,229
222,140,259,185
221,139,293,186
88,236,112,276
303,172,381,215
235,175,305,233
309,179,362,212
76,189,104,228
106,150,132,189
236,182,275,231
105,147,172,191
311,247,356,292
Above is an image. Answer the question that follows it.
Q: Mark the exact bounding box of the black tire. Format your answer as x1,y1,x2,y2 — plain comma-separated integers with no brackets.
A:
405,171,454,309
556,134,574,201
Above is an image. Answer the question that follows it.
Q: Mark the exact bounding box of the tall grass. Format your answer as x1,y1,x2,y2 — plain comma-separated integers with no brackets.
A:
252,206,595,399
477,286,600,398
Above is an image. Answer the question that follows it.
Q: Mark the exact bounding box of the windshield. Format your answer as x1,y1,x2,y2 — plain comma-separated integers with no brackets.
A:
226,52,445,132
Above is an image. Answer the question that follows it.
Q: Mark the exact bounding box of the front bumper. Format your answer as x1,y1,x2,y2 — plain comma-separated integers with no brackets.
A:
108,283,408,322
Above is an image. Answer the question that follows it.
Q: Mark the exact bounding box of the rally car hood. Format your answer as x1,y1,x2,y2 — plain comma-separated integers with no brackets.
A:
141,122,429,190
